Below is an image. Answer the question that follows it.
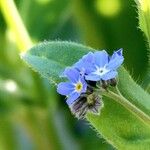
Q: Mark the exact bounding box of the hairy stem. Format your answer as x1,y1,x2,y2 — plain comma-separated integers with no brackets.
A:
0,0,33,51
103,90,150,127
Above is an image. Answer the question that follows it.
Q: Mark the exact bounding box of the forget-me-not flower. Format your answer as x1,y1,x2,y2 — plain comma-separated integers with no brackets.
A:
57,68,87,106
73,52,94,75
56,49,124,119
85,49,124,81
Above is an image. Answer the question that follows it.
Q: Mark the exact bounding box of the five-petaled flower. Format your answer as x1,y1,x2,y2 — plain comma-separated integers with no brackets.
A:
85,49,124,81
57,68,87,106
73,52,94,76
57,49,124,118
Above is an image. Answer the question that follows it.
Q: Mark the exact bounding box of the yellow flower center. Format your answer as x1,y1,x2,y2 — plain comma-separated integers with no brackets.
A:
75,82,83,92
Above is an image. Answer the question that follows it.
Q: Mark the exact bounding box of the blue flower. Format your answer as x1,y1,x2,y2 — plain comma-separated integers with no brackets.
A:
108,48,124,70
57,68,87,106
85,49,124,81
73,52,94,75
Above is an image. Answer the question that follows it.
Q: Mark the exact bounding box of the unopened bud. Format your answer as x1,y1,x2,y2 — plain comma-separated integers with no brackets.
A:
110,78,117,86
70,93,103,119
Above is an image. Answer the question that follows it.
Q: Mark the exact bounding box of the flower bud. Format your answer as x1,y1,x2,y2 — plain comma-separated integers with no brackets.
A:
70,93,103,119
109,78,117,86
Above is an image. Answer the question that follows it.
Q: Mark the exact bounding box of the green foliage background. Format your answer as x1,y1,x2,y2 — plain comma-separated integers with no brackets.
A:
0,0,150,150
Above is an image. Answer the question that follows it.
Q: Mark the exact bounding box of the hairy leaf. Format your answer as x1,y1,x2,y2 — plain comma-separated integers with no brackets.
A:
135,0,150,91
22,41,150,149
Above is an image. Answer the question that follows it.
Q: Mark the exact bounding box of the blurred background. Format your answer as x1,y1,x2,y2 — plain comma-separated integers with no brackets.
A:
0,0,148,150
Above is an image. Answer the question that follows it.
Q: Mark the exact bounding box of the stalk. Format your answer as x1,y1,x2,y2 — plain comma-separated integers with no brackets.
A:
0,0,33,51
103,89,150,127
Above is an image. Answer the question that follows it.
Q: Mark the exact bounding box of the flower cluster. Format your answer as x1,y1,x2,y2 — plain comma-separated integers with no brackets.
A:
57,49,124,119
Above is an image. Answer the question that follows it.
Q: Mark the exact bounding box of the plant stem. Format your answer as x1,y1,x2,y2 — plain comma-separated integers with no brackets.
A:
0,0,33,51
103,90,150,127
115,86,122,96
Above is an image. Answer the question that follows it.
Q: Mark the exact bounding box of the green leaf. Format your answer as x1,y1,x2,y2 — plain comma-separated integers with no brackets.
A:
21,41,94,84
22,41,150,149
135,0,150,91
135,0,150,44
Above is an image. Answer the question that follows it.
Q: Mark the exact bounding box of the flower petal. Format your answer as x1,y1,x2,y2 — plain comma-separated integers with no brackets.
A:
82,52,94,61
80,77,87,93
64,68,80,83
57,82,74,95
74,52,94,74
66,92,80,106
107,49,124,70
116,48,123,56
85,74,101,81
59,67,72,77
101,71,118,80
93,50,109,67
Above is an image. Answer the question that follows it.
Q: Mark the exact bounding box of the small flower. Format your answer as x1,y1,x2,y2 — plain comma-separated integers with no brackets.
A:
57,49,124,119
85,49,124,81
70,93,103,119
57,68,87,106
61,52,94,78
73,52,94,75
